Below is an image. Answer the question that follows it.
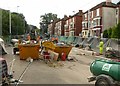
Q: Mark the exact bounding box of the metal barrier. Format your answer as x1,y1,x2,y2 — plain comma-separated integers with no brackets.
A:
105,39,119,50
66,36,75,45
73,36,79,45
58,36,120,53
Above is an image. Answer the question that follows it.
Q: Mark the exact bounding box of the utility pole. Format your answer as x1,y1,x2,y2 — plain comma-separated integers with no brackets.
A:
0,8,2,37
88,10,90,37
17,6,19,36
9,10,11,43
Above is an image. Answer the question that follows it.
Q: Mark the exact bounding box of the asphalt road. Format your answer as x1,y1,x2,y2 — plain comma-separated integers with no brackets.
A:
3,46,97,84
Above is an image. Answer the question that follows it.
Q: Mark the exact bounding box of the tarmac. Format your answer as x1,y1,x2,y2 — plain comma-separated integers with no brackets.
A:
2,46,102,84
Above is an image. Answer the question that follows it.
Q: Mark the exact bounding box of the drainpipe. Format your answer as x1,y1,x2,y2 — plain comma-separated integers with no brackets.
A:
88,10,90,38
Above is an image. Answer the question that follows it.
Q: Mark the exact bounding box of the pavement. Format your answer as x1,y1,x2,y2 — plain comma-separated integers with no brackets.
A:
2,46,102,84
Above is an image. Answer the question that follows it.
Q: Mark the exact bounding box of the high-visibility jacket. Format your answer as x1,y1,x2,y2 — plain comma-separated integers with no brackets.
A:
99,41,104,54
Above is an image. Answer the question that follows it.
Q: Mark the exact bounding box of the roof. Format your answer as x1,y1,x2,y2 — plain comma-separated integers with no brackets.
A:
84,1,117,13
117,1,120,5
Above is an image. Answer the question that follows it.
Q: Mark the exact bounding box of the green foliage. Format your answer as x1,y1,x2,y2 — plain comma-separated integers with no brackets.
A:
2,10,9,35
11,13,26,35
103,22,120,39
0,9,28,36
107,27,112,38
111,26,117,38
103,29,108,38
111,22,120,39
116,22,120,39
40,13,59,34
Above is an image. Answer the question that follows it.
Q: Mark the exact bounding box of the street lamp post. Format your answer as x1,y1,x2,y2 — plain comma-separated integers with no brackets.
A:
0,9,2,37
17,6,19,35
88,10,90,37
9,10,11,43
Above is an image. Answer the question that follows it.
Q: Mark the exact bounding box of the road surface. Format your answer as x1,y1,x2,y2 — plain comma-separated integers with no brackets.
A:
2,46,98,84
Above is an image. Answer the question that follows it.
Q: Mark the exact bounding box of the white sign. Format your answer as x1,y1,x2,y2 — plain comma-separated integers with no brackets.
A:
102,63,112,72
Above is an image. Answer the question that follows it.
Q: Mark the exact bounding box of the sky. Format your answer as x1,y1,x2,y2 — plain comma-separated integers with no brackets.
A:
0,0,119,28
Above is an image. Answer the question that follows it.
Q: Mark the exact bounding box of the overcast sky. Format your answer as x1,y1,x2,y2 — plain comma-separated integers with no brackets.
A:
0,0,119,28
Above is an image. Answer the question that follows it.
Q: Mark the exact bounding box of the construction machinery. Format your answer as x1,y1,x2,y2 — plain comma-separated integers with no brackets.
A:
88,58,120,86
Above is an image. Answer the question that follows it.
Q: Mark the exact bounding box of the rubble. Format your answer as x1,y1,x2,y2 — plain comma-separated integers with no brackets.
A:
47,61,64,68
67,56,78,62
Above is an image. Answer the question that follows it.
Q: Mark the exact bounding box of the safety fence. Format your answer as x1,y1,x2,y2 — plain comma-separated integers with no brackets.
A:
58,36,120,53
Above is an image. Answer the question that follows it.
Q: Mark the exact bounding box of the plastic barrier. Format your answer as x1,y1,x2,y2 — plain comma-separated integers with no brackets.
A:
105,39,119,50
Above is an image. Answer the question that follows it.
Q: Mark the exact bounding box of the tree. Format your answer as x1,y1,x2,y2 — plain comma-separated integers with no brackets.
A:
111,22,120,39
103,29,108,38
40,13,59,34
116,22,120,39
0,9,28,36
2,9,9,36
111,27,116,38
107,27,112,38
11,12,27,35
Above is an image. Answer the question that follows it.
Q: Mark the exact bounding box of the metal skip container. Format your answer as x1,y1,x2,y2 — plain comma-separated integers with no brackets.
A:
90,59,120,81
18,44,40,60
42,41,72,58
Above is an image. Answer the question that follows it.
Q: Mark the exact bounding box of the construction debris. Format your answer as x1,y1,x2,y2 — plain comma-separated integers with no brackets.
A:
76,53,85,56
47,61,64,68
67,56,78,62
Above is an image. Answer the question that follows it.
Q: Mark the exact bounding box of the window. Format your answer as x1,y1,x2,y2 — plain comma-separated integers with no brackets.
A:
85,14,87,19
82,23,84,28
91,11,93,18
96,9,99,16
98,19,100,26
91,21,93,27
88,11,91,19
88,21,91,28
85,31,87,35
116,8,118,15
73,17,74,23
70,31,74,36
82,32,84,35
93,20,96,26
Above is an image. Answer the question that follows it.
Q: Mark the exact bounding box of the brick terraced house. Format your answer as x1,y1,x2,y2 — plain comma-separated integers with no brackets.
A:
64,10,83,36
82,0,117,38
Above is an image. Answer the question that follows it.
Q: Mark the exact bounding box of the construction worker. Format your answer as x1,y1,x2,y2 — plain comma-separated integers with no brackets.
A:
99,39,104,55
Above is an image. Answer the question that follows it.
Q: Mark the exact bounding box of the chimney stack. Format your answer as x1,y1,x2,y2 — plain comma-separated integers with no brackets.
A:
78,10,83,16
106,0,112,5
